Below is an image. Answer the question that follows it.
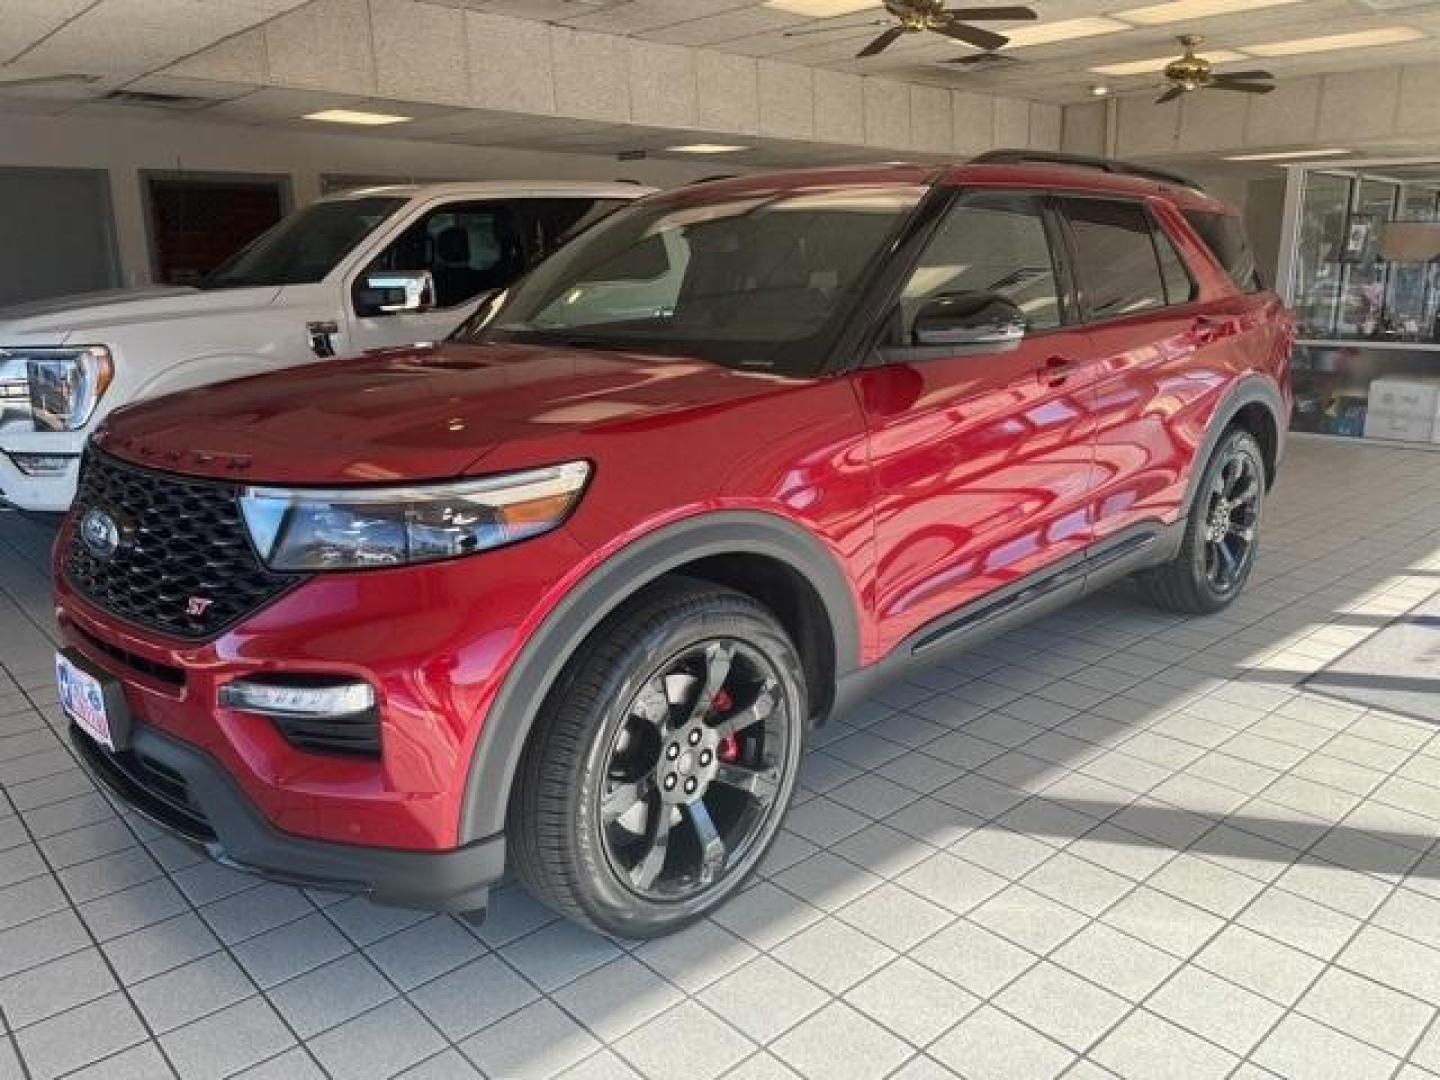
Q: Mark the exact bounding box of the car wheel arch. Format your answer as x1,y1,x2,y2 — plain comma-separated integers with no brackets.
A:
456,510,863,845
1184,375,1285,514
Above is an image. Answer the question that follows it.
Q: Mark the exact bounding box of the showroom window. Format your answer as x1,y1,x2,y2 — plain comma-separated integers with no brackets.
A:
901,191,1063,334
1061,198,1170,320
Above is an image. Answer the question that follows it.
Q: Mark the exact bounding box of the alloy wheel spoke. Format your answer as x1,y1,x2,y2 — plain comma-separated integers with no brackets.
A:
602,777,648,819
713,677,779,741
1214,537,1239,583
686,798,727,884
630,800,673,890
633,678,671,729
688,641,736,724
1230,475,1259,506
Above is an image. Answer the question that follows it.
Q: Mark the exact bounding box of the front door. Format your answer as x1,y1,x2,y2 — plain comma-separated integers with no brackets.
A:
348,199,529,351
856,190,1100,652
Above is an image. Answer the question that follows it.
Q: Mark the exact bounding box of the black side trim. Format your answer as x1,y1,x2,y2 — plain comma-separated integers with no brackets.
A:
832,520,1183,721
72,724,504,912
456,511,863,843
1182,375,1286,508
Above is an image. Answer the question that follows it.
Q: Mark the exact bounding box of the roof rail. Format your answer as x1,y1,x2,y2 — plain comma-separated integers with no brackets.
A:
969,150,1203,192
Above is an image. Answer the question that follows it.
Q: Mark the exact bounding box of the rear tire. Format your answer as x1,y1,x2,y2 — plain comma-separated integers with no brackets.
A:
1138,428,1265,614
509,578,806,939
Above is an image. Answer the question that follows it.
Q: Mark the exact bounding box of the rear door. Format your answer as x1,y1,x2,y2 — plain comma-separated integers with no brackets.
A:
857,189,1099,652
1058,195,1233,549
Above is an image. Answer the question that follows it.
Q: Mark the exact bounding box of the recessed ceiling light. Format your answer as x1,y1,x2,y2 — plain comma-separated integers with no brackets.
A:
667,143,749,154
1225,148,1351,161
1002,17,1131,49
1246,26,1425,56
1090,49,1247,76
764,0,877,15
1091,84,1111,96
1117,0,1303,25
302,109,411,126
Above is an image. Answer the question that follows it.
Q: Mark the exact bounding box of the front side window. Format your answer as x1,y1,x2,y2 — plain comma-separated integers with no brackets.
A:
364,202,526,309
471,185,926,375
1062,199,1169,320
900,191,1063,335
200,196,405,289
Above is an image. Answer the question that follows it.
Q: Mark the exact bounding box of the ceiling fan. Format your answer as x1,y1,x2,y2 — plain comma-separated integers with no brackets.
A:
783,1,1039,58
1154,35,1275,103
0,73,101,92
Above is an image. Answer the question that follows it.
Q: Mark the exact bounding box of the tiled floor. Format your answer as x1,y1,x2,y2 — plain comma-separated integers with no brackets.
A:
3,435,1440,1080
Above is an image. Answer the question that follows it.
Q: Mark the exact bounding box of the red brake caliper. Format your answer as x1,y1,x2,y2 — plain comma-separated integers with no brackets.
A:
710,689,740,762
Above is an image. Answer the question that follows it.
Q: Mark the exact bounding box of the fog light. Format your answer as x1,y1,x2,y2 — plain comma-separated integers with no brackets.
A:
219,678,374,717
7,452,78,477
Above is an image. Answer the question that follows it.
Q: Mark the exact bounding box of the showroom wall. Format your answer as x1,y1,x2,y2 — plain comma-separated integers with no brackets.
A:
0,110,741,291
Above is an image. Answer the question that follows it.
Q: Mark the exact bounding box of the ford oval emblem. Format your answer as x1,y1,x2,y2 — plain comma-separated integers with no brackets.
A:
79,508,121,560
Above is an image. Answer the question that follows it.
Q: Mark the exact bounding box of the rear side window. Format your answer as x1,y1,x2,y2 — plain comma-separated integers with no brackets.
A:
1184,210,1262,293
1061,199,1167,319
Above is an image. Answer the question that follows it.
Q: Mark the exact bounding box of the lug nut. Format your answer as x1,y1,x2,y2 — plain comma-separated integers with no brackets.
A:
664,774,677,790
666,744,680,760
684,777,698,794
688,729,702,745
699,750,713,766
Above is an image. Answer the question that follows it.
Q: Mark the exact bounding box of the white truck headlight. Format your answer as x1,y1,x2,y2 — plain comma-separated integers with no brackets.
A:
0,346,114,433
239,461,591,572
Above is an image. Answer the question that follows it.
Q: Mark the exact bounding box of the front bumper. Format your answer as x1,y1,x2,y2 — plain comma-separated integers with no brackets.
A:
0,445,79,511
71,722,504,912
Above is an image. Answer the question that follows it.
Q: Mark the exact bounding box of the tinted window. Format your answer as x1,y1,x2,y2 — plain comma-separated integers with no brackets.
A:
201,196,404,289
365,201,526,308
517,198,631,262
1063,199,1167,320
1185,210,1262,292
901,191,1062,334
1154,223,1196,305
476,185,925,375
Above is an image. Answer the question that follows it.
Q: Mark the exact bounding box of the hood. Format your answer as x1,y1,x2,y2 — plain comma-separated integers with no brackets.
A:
0,285,282,339
96,342,807,485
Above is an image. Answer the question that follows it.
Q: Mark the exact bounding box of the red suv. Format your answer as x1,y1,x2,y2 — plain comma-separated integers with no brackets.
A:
54,152,1292,938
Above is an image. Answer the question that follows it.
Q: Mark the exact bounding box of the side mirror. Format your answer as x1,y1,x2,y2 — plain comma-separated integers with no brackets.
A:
912,291,1026,350
359,270,435,316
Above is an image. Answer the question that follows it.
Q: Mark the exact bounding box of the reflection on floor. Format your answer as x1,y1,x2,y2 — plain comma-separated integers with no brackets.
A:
2,435,1440,1080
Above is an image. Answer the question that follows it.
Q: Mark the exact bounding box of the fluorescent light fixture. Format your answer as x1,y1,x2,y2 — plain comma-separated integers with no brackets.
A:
1002,17,1130,49
667,143,749,154
1224,148,1351,161
1090,49,1247,76
302,109,412,126
1117,0,1303,25
764,0,877,14
1246,26,1425,56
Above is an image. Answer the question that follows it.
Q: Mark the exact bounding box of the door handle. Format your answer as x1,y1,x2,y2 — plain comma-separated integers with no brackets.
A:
1039,355,1074,387
1192,316,1228,345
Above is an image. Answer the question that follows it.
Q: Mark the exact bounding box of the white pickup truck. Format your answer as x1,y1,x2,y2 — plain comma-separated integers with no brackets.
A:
0,181,648,512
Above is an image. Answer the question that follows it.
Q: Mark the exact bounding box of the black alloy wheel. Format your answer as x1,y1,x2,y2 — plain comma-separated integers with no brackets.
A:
1139,427,1266,614
510,579,805,938
598,638,790,901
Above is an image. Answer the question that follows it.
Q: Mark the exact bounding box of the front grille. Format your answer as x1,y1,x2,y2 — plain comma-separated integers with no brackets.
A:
64,449,299,639
72,623,185,688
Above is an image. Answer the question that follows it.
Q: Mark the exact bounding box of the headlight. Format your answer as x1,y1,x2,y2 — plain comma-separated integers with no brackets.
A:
240,461,591,571
0,346,114,433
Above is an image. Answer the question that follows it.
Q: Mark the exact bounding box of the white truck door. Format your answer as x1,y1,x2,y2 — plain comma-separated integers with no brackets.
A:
346,199,530,352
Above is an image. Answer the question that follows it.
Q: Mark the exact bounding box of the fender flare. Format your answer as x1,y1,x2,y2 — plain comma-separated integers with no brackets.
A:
457,511,864,843
1181,374,1286,515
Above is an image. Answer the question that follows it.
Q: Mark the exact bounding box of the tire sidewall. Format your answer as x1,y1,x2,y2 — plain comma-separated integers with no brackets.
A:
1184,429,1265,609
566,601,806,938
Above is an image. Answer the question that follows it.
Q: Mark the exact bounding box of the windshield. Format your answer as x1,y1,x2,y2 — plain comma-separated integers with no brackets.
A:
466,185,926,375
199,196,406,289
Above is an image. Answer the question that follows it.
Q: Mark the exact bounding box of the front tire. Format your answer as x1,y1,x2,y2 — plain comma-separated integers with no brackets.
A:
509,579,806,939
1139,427,1266,614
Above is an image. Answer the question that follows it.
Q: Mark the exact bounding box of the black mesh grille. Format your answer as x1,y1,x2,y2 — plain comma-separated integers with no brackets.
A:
64,450,300,639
